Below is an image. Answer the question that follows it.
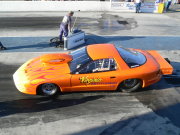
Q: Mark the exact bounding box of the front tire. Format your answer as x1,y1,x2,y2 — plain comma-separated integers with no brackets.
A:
118,79,142,93
39,83,59,97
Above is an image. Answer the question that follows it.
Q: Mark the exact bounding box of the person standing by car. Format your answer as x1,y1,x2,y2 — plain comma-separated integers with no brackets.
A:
58,11,74,46
166,0,172,11
135,0,143,13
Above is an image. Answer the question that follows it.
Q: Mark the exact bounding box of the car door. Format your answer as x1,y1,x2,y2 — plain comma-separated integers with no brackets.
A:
70,58,119,91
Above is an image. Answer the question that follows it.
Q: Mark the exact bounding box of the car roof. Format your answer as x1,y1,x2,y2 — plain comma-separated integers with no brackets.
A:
87,44,120,60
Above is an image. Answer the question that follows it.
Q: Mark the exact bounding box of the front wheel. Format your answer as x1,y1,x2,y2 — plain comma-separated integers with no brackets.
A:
39,83,59,97
118,79,142,93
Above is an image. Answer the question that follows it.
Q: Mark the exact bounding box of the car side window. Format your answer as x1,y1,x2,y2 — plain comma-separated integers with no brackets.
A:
77,58,117,74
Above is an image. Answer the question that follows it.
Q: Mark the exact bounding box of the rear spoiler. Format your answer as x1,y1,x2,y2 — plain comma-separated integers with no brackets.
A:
147,51,173,75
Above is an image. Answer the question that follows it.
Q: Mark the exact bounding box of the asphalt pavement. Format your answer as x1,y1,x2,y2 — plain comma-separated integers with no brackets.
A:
0,5,180,135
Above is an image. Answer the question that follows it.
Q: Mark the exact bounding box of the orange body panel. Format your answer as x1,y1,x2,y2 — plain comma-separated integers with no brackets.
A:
40,53,72,64
87,44,129,70
13,44,173,95
13,56,71,95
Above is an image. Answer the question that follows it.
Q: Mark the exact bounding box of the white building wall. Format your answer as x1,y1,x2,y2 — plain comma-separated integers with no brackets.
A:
0,1,159,13
0,1,111,12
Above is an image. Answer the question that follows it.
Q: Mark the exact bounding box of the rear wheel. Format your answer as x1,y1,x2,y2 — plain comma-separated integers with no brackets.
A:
39,83,59,97
118,79,142,93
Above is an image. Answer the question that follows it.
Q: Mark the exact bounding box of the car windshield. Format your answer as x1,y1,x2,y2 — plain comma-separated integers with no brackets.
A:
116,47,146,68
69,47,91,73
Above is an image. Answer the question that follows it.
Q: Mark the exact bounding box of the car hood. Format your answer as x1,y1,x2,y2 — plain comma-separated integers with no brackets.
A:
23,54,72,82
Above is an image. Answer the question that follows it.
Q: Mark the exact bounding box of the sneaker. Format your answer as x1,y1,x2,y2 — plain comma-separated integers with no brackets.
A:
0,42,6,50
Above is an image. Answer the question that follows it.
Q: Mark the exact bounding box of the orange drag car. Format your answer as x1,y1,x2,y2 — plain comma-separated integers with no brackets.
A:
13,44,173,96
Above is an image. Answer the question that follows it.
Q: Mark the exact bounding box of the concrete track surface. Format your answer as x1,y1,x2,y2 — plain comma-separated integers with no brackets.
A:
0,7,180,135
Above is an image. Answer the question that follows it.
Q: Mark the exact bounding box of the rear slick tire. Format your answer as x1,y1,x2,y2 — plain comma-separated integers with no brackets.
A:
118,79,142,93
